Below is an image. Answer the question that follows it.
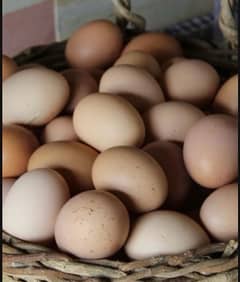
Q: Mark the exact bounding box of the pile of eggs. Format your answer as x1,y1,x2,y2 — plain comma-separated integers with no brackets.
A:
2,19,238,260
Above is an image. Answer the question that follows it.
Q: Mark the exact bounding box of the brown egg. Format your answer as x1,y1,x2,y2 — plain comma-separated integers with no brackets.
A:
213,74,238,116
99,65,165,112
143,141,191,209
143,101,205,143
4,168,70,243
114,51,162,79
28,141,98,195
3,68,70,126
55,190,130,259
3,125,39,177
2,55,17,81
73,93,145,151
65,19,123,69
42,116,78,143
200,183,238,241
122,32,183,64
92,146,168,213
62,69,98,113
183,114,238,188
163,59,220,107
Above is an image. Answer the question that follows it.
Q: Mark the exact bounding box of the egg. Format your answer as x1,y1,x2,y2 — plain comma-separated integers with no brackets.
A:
143,101,205,143
125,210,210,259
183,114,238,188
3,168,70,243
2,55,17,81
2,178,16,210
213,74,238,116
55,190,129,259
3,125,39,177
3,68,70,126
122,32,183,64
73,93,145,151
28,141,98,195
62,69,98,113
99,65,165,112
114,51,162,79
65,19,123,69
161,56,187,72
143,141,191,209
200,183,238,242
92,146,168,213
163,59,220,107
42,116,78,143
17,64,46,72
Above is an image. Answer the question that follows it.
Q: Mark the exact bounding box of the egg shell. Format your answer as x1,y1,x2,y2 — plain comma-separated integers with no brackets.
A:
114,51,162,79
28,141,98,195
161,57,187,72
92,146,168,213
200,183,238,242
122,32,183,64
3,125,39,177
125,210,210,259
55,190,130,259
65,19,123,69
99,65,165,112
62,69,98,113
2,178,16,211
163,59,220,107
3,168,70,243
42,116,78,143
3,68,70,126
183,114,238,188
213,74,238,116
143,141,191,209
143,101,205,143
73,93,145,151
2,55,17,81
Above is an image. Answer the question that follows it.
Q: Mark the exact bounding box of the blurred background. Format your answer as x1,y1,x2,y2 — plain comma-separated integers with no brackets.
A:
3,0,214,57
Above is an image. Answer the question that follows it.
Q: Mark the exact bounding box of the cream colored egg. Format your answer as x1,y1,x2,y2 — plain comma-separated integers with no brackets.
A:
73,93,145,151
3,68,70,126
92,146,168,213
3,168,70,243
42,116,78,143
143,101,205,143
2,178,15,210
99,65,165,112
55,190,129,259
125,210,210,259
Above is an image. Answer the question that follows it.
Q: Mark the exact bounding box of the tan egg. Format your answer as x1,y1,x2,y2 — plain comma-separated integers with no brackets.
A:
3,168,70,243
65,19,123,69
2,55,17,81
114,51,162,79
163,59,220,107
3,125,39,177
28,141,98,195
143,141,191,209
200,183,238,241
161,56,187,72
183,114,238,188
143,101,205,143
2,178,16,211
42,116,78,143
99,65,165,112
122,32,183,64
62,69,98,113
92,146,168,213
3,68,70,126
55,190,129,259
125,210,210,259
213,74,238,116
73,93,145,151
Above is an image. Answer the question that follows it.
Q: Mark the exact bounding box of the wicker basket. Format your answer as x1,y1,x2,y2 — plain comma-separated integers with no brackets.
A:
3,1,238,281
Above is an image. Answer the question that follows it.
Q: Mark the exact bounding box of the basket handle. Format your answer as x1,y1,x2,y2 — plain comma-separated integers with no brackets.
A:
111,0,146,33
